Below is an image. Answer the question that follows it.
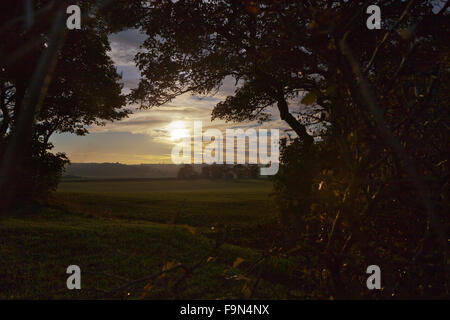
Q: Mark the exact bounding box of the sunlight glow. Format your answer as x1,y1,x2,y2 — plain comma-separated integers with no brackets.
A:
168,121,190,141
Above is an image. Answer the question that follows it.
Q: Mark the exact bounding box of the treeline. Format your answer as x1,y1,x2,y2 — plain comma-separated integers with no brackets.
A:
64,163,181,179
177,164,260,180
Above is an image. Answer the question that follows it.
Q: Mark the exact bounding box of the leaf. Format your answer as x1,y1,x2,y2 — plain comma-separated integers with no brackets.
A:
158,261,176,279
235,274,252,282
301,91,318,105
162,261,175,271
185,225,196,235
242,284,252,298
207,256,217,263
307,20,317,30
326,85,337,96
233,257,245,268
398,25,416,41
327,39,336,50
289,290,304,297
140,282,153,299
144,282,153,290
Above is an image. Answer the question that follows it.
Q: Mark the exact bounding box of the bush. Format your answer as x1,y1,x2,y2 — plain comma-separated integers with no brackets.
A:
11,139,69,205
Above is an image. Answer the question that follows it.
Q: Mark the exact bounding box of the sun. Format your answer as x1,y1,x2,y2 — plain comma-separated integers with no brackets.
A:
168,121,190,141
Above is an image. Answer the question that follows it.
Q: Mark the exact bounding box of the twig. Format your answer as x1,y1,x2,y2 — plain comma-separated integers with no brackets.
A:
249,263,264,299
364,0,415,73
84,271,131,282
100,263,190,294
337,36,448,291
383,42,418,94
98,243,222,296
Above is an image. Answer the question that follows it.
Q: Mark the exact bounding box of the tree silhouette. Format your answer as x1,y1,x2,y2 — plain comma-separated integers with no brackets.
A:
0,0,128,210
127,0,449,297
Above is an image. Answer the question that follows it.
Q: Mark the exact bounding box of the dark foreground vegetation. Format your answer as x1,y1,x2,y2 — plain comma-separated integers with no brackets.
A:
1,179,300,299
1,178,448,299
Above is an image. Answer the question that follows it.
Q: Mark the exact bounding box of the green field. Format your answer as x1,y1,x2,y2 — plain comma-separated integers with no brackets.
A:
0,179,316,299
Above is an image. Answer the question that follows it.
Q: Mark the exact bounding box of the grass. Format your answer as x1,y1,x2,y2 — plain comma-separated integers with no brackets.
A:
57,178,271,193
56,179,275,227
0,179,314,299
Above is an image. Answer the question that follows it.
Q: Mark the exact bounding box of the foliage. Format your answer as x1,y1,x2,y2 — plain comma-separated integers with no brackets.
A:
20,139,70,201
273,138,318,238
0,0,129,207
129,0,449,298
177,164,198,179
178,164,260,180
1,0,448,299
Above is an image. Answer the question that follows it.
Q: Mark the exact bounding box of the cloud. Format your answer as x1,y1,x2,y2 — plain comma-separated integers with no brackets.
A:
51,131,173,164
52,28,316,164
108,29,146,67
108,29,145,93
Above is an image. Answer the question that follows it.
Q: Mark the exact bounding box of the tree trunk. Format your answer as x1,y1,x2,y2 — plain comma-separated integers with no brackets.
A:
0,7,67,214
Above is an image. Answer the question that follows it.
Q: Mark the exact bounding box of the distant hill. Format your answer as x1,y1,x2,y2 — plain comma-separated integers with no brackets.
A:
63,163,268,180
63,163,184,179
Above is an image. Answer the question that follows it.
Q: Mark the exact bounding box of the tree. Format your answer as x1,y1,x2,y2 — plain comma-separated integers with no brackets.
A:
129,0,449,298
130,0,319,146
0,0,129,209
200,165,211,179
35,26,129,152
177,164,198,180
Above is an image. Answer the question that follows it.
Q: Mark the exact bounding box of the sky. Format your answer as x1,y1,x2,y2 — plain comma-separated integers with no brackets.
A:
47,1,449,165
50,29,301,164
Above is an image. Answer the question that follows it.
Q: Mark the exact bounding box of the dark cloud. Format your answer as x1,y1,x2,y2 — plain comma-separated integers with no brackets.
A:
117,117,168,126
52,131,171,156
158,105,209,115
189,96,220,102
108,29,145,92
109,29,147,48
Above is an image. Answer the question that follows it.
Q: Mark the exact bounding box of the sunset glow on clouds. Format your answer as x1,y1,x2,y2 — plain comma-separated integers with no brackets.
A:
50,29,298,164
